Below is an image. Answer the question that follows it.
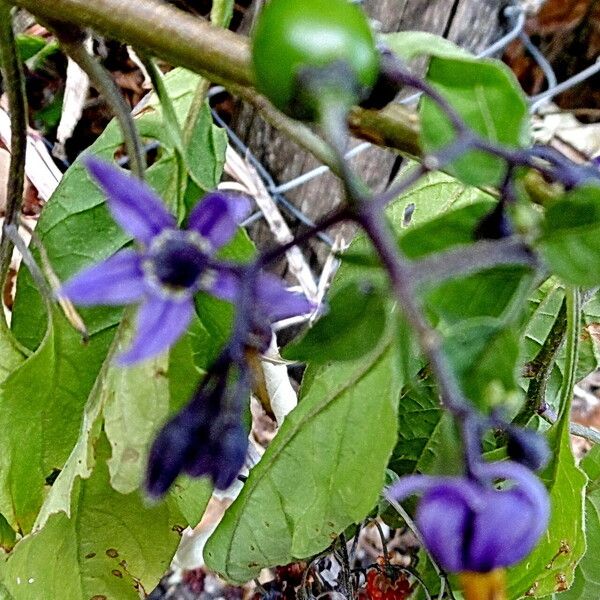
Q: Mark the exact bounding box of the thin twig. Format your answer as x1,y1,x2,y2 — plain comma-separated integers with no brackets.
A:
0,2,28,317
51,23,145,179
541,407,600,445
513,299,567,427
411,238,540,289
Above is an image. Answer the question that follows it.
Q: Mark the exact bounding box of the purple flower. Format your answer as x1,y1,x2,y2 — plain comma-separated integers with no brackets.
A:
61,157,314,364
146,363,248,496
387,461,550,573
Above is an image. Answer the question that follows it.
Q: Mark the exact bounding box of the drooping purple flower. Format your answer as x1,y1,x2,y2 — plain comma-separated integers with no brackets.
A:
146,361,249,496
61,157,314,364
387,461,550,573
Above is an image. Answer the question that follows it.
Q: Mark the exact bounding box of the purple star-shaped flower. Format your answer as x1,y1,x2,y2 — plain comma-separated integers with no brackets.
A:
62,157,314,364
387,461,550,573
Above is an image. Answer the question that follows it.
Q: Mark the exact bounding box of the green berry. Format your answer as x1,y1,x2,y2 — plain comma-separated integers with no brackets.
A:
251,0,380,119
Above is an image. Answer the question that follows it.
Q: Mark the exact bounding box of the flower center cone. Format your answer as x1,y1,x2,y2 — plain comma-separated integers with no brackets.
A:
459,570,506,600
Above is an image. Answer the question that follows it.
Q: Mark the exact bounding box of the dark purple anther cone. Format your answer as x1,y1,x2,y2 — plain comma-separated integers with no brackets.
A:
387,461,550,573
61,157,315,365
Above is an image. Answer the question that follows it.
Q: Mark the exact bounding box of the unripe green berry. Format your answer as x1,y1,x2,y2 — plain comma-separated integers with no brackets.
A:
251,0,380,119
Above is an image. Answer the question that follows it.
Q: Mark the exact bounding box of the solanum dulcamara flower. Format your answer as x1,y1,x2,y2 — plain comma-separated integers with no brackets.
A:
387,460,550,574
61,157,314,364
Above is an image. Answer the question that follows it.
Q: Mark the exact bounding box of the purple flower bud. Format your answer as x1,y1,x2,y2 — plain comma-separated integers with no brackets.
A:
387,461,550,573
506,428,550,471
146,367,248,497
184,421,248,490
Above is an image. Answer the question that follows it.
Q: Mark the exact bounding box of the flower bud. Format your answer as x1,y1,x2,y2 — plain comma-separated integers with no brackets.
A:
506,427,550,471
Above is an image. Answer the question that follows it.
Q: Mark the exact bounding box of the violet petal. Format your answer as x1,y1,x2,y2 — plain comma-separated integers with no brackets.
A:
204,269,239,302
85,156,175,245
60,249,145,305
118,295,194,365
187,192,251,250
417,486,473,573
468,489,536,571
256,273,315,322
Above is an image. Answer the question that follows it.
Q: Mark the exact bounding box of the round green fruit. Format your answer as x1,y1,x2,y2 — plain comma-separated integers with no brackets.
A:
251,0,380,119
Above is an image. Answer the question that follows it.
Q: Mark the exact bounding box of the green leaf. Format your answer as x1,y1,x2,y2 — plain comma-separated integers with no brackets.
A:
1,436,185,600
383,31,470,61
507,403,587,597
0,513,16,553
0,309,113,532
443,319,520,410
169,477,213,529
184,102,228,197
420,57,529,187
387,161,494,230
103,348,170,495
559,445,600,599
0,322,26,387
205,338,401,583
537,186,600,287
284,280,387,363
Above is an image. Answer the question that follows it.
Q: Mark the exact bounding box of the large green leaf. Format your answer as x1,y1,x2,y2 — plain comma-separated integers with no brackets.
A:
420,57,529,187
1,437,185,600
204,338,401,583
560,445,600,598
283,280,388,363
537,186,600,287
442,319,521,410
0,309,113,532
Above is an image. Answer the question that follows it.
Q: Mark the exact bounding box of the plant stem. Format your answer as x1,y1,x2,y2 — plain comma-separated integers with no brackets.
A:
513,299,567,427
540,407,600,445
411,239,539,288
0,1,28,318
358,207,471,418
8,0,253,86
52,24,145,179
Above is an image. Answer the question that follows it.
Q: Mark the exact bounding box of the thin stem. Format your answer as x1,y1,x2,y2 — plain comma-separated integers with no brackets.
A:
52,24,145,179
541,407,600,445
0,2,28,315
259,207,352,267
359,207,471,418
319,99,371,204
183,79,211,146
228,81,339,171
3,225,51,306
411,238,540,289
